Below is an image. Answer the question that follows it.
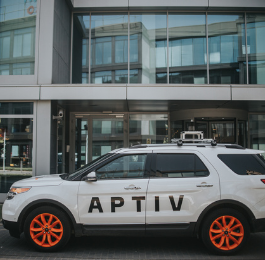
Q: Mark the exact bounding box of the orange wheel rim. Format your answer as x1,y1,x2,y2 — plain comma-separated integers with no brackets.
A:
30,213,63,247
209,215,244,251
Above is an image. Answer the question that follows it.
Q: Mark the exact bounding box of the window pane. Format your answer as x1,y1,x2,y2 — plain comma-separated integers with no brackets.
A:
130,13,167,83
96,154,147,179
247,13,265,84
74,14,129,84
0,0,36,75
129,114,168,146
0,102,33,114
169,13,207,84
249,114,265,151
0,117,33,193
218,154,265,175
208,14,245,84
155,154,209,178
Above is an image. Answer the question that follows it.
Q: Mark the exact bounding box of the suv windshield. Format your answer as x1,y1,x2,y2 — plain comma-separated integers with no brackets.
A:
65,153,114,180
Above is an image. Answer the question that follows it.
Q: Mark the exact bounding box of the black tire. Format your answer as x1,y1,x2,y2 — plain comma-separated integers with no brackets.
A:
201,208,250,255
24,206,72,252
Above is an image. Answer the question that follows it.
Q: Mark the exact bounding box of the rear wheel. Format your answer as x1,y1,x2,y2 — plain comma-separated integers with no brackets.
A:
24,206,71,252
201,208,250,255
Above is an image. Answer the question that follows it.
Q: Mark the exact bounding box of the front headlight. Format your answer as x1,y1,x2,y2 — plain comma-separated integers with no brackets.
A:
7,187,31,200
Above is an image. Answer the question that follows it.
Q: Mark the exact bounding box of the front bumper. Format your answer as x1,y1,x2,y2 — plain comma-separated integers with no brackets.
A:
2,219,21,238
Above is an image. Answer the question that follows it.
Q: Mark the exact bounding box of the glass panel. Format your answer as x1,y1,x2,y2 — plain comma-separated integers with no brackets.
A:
0,102,33,114
171,120,183,139
218,154,265,175
155,154,209,178
0,0,36,75
208,14,245,84
80,13,128,84
249,114,265,152
75,118,88,169
169,13,207,84
96,154,147,179
129,114,168,146
0,117,33,193
92,118,124,160
211,122,235,143
130,13,167,83
247,14,265,84
238,120,247,148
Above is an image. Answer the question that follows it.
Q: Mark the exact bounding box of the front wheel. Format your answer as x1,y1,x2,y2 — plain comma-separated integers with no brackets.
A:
201,208,250,255
24,206,72,252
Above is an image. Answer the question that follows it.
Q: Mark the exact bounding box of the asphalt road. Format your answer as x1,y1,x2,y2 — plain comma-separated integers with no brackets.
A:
0,224,265,260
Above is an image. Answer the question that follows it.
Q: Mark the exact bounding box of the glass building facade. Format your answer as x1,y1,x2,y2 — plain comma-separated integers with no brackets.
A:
0,0,37,75
73,12,265,85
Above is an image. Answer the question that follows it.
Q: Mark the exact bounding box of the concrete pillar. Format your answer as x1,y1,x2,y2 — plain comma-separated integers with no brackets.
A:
35,101,51,175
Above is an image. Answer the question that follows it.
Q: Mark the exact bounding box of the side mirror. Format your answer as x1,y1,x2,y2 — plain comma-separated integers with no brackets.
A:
82,171,97,182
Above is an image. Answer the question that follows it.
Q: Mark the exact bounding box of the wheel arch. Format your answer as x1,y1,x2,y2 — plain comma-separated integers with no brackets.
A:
18,199,82,236
195,199,256,236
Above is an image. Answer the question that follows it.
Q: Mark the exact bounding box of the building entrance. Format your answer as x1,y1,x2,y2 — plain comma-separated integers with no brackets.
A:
70,115,124,172
69,113,169,173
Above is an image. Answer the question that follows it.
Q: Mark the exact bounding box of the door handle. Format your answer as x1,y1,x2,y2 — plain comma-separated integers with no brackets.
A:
124,184,141,190
197,182,213,187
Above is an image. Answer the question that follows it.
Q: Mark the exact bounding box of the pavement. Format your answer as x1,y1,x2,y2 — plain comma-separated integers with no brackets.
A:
0,223,265,260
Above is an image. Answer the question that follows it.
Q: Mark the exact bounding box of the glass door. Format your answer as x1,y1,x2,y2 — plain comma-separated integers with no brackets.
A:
91,116,124,161
73,115,124,171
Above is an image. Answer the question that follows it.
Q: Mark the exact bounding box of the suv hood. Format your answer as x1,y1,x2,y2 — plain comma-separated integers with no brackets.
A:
12,174,64,187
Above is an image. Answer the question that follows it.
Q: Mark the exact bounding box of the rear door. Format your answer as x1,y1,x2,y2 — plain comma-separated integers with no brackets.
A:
146,150,220,230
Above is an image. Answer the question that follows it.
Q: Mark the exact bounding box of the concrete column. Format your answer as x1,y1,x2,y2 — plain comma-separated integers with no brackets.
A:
35,101,51,175
38,0,55,84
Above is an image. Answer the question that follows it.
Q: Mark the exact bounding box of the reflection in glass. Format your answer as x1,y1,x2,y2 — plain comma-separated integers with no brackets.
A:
249,114,265,151
247,14,265,84
0,118,33,193
168,14,207,84
90,14,128,84
211,122,235,143
92,118,124,160
208,14,245,84
129,114,168,146
0,0,36,75
75,118,88,169
130,13,167,83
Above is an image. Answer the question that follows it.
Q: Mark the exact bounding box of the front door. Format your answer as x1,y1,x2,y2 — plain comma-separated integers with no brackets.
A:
78,151,151,227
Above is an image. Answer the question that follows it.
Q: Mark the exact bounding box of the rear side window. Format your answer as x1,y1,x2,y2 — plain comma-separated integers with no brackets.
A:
218,154,265,175
155,154,209,178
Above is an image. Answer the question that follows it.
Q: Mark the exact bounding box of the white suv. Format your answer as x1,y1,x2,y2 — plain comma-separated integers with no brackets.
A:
2,139,265,255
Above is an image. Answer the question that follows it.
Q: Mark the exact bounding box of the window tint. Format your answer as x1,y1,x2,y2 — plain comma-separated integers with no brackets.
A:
155,154,209,178
96,154,147,179
218,154,265,175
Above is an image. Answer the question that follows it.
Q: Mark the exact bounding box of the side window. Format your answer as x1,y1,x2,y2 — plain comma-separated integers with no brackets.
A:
155,154,209,178
96,154,147,179
218,154,265,175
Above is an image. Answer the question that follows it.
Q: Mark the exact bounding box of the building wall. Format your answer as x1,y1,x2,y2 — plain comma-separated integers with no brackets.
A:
53,0,71,84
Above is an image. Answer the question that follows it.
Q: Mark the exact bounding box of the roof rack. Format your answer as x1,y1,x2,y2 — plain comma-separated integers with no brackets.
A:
130,131,244,149
171,131,217,146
